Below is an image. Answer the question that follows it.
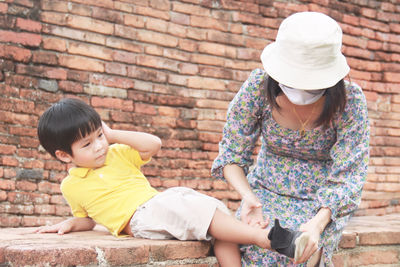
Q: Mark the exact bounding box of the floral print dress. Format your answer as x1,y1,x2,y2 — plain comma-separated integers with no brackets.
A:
212,69,370,266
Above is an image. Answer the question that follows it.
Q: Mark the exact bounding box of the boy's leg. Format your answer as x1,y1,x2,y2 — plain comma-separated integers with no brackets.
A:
208,208,271,249
209,209,270,267
208,209,310,265
213,240,242,267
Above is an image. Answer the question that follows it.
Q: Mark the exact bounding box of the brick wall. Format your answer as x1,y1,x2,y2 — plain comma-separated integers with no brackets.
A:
0,0,399,227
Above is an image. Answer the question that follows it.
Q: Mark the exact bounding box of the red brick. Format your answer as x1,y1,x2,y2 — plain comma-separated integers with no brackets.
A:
102,245,150,265
42,37,67,52
0,180,15,191
66,70,89,82
137,31,178,48
89,74,134,89
58,55,104,72
3,168,17,179
0,204,34,215
20,137,39,148
0,144,16,155
91,97,133,111
105,62,127,76
8,192,50,204
5,74,38,89
106,37,143,53
34,204,56,215
0,44,31,62
16,17,42,32
123,14,145,28
44,160,66,172
0,215,21,227
347,249,399,265
21,216,65,227
127,66,167,83
0,3,7,13
1,156,19,167
68,42,113,61
0,191,6,201
32,51,58,65
359,231,400,245
16,181,37,191
58,80,84,93
384,72,400,83
136,6,170,20
41,0,68,12
23,160,44,169
338,232,357,248
65,14,113,34
50,194,66,205
149,241,211,261
4,246,98,266
16,64,67,80
212,180,228,190
112,50,137,64
0,30,41,47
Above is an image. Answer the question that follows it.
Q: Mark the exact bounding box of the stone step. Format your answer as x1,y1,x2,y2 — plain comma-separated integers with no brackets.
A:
1,214,400,266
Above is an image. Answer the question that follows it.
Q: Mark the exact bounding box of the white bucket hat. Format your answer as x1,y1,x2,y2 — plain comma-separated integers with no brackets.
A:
260,12,350,90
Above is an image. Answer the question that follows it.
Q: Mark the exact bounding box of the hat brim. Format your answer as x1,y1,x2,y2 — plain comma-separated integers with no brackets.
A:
261,42,350,90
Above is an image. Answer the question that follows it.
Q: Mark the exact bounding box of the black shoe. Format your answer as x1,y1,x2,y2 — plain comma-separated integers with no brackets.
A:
268,219,310,261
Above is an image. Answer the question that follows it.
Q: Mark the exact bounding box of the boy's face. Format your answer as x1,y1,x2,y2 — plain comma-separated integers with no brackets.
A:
65,127,109,169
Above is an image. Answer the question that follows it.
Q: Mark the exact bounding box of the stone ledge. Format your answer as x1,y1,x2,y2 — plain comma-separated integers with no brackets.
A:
0,214,400,266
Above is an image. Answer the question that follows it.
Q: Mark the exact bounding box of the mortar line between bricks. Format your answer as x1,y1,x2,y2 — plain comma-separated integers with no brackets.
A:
95,247,109,267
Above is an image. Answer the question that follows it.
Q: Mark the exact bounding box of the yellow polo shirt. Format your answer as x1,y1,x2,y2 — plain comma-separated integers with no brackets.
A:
60,144,159,237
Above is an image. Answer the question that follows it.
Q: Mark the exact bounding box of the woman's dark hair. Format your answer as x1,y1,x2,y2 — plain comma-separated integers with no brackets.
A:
265,76,347,128
37,98,102,158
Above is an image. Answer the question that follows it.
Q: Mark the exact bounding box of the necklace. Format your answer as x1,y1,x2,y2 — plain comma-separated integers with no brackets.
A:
292,103,317,136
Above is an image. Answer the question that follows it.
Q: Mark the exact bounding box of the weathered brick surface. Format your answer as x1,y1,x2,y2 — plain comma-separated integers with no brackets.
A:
0,215,399,266
0,0,399,229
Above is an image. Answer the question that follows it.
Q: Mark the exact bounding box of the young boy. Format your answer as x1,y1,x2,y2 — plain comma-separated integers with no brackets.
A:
36,98,310,266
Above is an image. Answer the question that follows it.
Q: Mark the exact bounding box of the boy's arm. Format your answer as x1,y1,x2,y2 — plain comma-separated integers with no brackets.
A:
102,122,162,161
35,217,96,235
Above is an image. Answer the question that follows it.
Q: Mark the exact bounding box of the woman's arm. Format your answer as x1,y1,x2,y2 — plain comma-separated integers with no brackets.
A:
223,164,268,228
102,122,162,161
211,69,268,227
295,207,332,263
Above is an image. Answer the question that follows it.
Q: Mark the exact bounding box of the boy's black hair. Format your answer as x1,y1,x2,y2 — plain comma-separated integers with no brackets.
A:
265,76,347,128
37,98,102,158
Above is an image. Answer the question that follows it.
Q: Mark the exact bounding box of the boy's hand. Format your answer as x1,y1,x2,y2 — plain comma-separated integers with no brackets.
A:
34,217,95,235
35,220,73,235
102,121,114,143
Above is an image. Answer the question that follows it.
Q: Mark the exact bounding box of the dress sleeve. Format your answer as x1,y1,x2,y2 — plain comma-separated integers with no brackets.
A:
211,69,267,180
316,82,370,222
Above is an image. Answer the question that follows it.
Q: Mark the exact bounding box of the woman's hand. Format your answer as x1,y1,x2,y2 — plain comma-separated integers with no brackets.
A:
295,207,331,263
241,194,269,228
294,220,321,264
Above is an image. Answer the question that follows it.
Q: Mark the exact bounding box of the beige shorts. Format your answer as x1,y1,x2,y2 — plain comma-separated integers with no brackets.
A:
129,187,230,241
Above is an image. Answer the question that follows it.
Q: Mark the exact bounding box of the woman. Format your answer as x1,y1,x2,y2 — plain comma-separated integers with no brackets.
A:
212,12,370,266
